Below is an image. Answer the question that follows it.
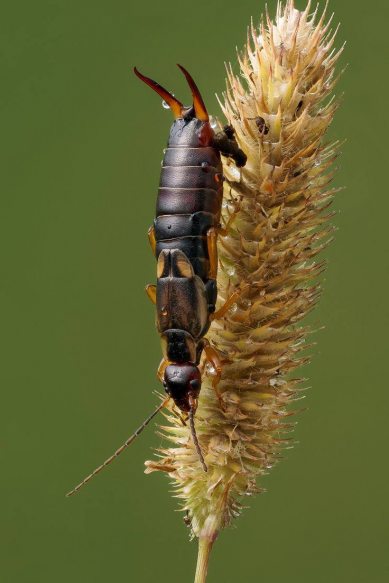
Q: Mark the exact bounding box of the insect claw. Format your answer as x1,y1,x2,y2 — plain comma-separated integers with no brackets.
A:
133,67,183,119
177,64,209,121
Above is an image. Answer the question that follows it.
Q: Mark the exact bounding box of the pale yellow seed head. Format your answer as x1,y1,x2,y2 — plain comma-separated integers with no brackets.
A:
146,0,343,543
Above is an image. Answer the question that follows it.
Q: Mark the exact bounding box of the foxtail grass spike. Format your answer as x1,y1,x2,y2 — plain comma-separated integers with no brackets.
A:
145,2,343,580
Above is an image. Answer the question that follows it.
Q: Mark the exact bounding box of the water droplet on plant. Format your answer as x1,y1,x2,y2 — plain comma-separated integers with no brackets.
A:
229,166,241,180
207,364,216,375
162,99,170,109
210,116,218,129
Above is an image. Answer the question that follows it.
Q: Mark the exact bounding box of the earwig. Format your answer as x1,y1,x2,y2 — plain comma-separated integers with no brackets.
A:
66,65,247,497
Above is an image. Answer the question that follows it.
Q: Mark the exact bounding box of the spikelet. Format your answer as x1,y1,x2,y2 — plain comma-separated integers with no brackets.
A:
145,1,343,579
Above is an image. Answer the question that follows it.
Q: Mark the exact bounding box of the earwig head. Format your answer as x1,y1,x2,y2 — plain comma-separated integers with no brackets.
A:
163,363,201,413
163,363,207,471
134,65,213,147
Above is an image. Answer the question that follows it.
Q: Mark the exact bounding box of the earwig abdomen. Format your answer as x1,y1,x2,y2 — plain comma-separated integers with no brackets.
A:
162,146,221,167
157,188,222,216
155,212,216,239
155,132,223,295
160,165,222,190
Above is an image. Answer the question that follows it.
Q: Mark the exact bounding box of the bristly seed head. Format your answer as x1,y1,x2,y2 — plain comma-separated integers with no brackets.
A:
145,0,343,546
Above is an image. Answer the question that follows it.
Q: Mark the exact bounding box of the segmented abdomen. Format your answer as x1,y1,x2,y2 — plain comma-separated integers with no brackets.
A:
154,145,223,282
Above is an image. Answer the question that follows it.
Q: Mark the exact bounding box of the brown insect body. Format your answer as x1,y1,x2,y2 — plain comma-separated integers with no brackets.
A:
136,66,246,423
65,65,246,495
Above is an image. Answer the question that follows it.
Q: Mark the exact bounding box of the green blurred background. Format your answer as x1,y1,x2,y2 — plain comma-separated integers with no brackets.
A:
1,0,387,581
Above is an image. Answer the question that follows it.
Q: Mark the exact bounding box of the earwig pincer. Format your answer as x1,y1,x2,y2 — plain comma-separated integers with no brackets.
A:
66,65,246,497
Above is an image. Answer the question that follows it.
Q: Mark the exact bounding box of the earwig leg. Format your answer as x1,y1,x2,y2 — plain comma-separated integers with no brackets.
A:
148,225,156,255
206,227,218,280
210,283,249,321
210,287,242,321
221,199,242,233
207,224,236,279
145,284,156,304
157,358,169,383
203,342,225,411
217,226,228,237
146,284,157,304
212,128,247,167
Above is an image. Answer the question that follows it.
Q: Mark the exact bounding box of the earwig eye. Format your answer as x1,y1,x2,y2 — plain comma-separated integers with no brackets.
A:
190,379,200,390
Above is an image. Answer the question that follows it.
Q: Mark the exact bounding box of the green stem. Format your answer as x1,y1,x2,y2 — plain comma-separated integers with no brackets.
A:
194,537,214,583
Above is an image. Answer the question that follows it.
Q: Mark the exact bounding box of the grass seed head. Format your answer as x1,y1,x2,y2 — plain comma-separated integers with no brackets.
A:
146,0,343,544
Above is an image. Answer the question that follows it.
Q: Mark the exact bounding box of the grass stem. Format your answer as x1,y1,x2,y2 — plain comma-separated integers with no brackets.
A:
194,537,214,583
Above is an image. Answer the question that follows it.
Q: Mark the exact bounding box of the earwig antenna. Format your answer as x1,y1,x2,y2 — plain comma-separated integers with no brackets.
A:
66,397,170,497
188,406,208,473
